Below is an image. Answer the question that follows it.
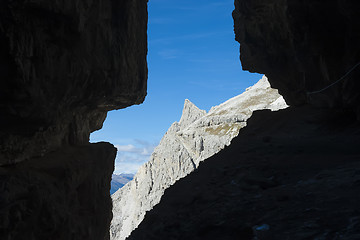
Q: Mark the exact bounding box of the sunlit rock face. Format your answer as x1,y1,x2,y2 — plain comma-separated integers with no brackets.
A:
110,76,287,240
128,105,360,240
233,0,360,116
0,0,148,239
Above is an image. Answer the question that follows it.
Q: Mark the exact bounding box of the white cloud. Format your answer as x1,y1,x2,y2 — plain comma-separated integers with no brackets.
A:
113,140,157,174
116,144,137,152
114,161,144,175
115,142,155,156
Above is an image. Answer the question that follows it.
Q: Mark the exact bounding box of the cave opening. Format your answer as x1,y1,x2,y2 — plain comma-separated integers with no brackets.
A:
3,0,360,239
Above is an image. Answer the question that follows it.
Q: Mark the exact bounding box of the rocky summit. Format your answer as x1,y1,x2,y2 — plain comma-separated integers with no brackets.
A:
110,76,288,240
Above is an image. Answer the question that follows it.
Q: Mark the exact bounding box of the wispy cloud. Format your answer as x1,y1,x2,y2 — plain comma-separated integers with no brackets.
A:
116,144,137,152
113,140,157,174
157,49,181,59
114,161,144,175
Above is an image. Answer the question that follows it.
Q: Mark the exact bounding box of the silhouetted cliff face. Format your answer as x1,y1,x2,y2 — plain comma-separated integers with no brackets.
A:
0,0,148,165
233,0,360,115
0,0,148,239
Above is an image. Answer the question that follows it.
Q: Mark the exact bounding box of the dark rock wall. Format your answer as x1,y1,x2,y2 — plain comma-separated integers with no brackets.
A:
0,143,116,240
233,0,360,115
0,0,148,239
0,0,148,164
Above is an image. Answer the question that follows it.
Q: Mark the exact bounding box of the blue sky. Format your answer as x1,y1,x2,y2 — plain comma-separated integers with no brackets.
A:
90,0,262,174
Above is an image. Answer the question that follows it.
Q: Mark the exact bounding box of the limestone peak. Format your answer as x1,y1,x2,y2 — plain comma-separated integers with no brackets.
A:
110,76,288,240
179,99,206,129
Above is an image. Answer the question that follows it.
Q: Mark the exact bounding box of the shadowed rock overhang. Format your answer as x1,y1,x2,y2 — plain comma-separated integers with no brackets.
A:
233,0,360,117
0,0,148,165
0,0,148,239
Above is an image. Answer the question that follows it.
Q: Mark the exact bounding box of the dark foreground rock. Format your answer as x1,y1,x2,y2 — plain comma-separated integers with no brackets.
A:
129,106,360,240
0,0,148,165
0,142,116,240
233,0,360,115
0,0,148,239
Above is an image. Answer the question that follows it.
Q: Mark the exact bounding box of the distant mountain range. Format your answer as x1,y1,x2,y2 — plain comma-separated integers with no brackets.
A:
110,174,134,195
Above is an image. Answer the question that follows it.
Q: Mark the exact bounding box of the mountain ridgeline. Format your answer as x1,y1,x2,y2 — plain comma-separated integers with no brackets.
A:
110,76,288,240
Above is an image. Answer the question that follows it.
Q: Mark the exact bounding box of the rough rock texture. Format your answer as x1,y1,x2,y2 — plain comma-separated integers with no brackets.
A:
0,0,148,239
0,0,148,165
0,143,116,240
128,106,360,240
110,76,287,240
233,0,360,115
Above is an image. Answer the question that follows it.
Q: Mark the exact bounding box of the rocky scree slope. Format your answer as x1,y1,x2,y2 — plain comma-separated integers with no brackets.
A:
110,76,287,240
